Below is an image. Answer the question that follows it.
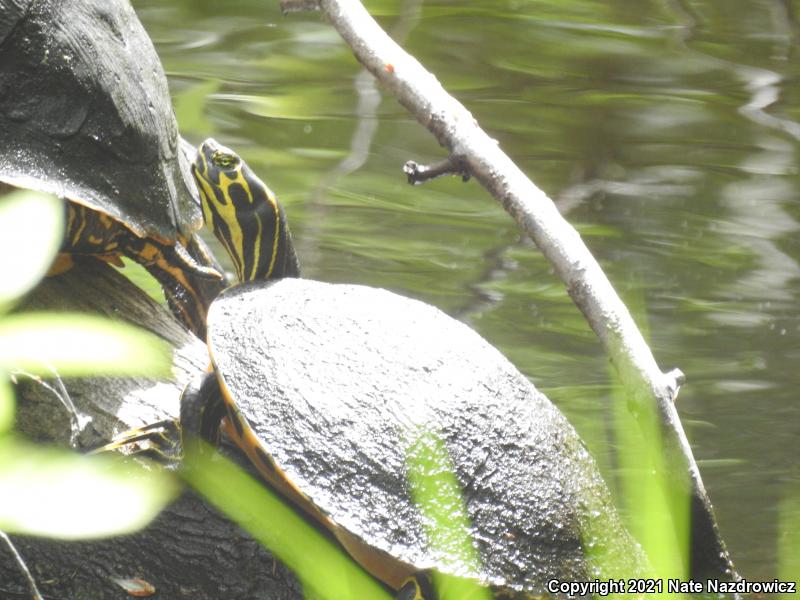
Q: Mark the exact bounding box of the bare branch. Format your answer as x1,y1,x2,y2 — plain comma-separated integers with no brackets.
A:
403,156,470,185
282,0,738,580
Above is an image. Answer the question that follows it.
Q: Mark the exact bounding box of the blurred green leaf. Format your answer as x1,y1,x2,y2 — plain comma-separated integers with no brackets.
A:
0,437,177,538
183,445,392,600
612,375,689,580
0,191,63,312
406,428,491,600
0,313,172,377
604,284,689,581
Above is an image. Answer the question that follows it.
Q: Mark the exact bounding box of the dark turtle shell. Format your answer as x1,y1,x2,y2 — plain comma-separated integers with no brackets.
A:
0,0,201,242
207,278,647,597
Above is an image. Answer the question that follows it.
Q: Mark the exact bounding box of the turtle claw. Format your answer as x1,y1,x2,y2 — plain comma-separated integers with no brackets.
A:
90,419,183,464
174,241,224,281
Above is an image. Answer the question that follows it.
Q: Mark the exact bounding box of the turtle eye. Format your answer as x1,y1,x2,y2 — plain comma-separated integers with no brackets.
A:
211,151,238,169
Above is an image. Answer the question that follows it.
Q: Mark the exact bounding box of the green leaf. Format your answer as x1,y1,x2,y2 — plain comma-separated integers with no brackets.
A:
0,313,172,377
0,191,63,311
611,369,689,580
0,438,177,538
405,428,491,600
183,445,392,600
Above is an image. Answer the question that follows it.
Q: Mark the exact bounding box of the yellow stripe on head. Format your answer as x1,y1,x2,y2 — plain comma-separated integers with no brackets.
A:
192,148,242,279
192,138,293,283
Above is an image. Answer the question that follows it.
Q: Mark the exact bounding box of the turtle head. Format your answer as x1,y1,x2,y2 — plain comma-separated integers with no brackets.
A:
192,138,299,283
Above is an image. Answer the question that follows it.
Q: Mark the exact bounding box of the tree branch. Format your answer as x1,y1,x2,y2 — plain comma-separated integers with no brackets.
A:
279,0,737,580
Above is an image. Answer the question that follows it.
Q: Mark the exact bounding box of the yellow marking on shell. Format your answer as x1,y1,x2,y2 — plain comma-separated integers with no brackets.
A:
48,254,75,276
65,196,153,241
98,213,115,230
227,411,336,526
69,205,88,246
213,368,320,516
210,354,417,591
66,203,76,234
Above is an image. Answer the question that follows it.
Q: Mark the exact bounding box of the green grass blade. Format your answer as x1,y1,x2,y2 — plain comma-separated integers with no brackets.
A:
183,445,392,600
405,428,491,600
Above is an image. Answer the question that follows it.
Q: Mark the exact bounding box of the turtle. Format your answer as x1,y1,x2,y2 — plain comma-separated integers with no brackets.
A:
0,0,226,338
163,139,648,598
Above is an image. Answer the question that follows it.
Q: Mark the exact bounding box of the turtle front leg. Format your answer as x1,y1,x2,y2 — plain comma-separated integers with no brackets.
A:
92,370,223,461
126,236,227,340
179,370,227,447
89,419,182,463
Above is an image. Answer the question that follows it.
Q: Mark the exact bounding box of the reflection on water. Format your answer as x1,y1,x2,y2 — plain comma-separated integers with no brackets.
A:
134,0,799,580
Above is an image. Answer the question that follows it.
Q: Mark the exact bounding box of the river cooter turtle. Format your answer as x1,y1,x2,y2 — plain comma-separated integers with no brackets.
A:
166,139,647,598
0,0,225,337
